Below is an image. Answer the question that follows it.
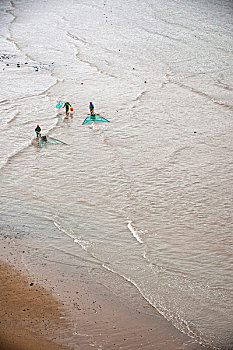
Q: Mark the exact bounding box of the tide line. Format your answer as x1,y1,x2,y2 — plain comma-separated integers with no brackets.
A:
127,220,143,244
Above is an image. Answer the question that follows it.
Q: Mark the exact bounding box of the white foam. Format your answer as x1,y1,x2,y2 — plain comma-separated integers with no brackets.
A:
127,220,143,244
53,220,76,241
53,220,91,252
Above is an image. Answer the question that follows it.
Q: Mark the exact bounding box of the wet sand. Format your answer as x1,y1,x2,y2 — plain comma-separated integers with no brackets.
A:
0,262,70,350
0,234,206,350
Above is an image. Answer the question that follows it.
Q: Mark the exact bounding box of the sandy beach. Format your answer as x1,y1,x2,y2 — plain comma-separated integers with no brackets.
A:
0,262,70,350
0,234,205,350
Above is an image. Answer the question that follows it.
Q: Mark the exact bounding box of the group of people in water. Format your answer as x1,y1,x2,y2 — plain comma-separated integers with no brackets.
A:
63,101,94,116
35,101,95,140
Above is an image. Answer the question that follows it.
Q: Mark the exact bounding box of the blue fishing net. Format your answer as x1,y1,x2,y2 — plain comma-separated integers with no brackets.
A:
82,114,110,125
56,101,63,109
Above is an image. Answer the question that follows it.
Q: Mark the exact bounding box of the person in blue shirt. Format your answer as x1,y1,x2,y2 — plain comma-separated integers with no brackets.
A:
89,102,95,116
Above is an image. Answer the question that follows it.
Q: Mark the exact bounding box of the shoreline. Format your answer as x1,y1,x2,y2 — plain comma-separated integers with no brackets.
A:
0,234,206,350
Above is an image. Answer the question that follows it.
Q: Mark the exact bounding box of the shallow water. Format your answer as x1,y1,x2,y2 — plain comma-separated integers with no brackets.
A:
0,0,233,348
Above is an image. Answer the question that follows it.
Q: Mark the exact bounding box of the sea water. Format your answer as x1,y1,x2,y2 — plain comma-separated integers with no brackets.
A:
0,0,232,348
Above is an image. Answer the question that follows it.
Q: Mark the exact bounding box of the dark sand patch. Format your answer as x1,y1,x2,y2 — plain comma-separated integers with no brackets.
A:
0,262,71,350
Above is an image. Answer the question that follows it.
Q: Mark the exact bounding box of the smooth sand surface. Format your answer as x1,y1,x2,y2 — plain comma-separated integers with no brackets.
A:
0,236,206,350
0,262,70,350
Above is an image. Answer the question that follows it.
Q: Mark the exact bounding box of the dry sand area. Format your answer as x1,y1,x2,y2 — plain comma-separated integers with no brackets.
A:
0,262,70,350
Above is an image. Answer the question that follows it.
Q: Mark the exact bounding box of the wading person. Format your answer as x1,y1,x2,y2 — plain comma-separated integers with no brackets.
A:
35,124,41,138
63,101,71,115
89,102,95,116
